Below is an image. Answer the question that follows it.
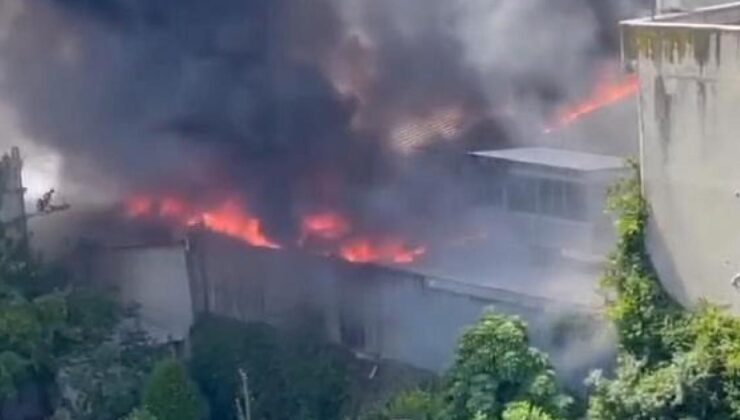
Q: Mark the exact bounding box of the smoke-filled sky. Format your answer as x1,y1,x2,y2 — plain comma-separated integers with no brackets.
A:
0,0,647,241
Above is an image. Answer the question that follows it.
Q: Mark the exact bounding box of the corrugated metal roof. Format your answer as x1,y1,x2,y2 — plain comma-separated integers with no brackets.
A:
470,147,625,172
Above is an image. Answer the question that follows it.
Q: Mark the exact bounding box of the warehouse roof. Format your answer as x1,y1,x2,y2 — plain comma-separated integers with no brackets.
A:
470,147,625,172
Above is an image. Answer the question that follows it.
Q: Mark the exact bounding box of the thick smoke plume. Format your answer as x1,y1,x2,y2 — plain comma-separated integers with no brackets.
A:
0,0,646,243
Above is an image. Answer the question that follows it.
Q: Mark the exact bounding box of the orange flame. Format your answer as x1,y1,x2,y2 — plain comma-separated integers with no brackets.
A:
300,212,350,242
125,195,280,249
340,238,426,265
200,201,281,249
125,196,154,218
125,195,426,264
545,73,638,133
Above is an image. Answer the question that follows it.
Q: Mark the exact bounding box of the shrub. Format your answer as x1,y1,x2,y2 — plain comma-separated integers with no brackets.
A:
143,358,203,420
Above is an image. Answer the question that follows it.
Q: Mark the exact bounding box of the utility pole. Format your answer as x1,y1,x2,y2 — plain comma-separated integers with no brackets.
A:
235,368,252,420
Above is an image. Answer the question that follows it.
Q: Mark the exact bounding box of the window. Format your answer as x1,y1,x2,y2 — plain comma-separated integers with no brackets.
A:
505,175,588,221
540,179,566,218
507,177,538,213
562,182,588,221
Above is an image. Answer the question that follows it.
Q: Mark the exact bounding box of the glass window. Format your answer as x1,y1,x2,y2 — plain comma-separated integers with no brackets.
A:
563,182,588,221
506,175,588,221
507,177,538,213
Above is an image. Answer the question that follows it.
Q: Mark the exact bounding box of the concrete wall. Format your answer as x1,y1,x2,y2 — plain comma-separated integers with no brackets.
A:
658,0,738,12
622,10,740,312
81,227,614,385
89,242,195,342
187,230,615,385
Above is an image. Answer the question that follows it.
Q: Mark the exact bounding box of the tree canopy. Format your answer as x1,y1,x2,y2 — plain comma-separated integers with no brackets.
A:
143,358,203,420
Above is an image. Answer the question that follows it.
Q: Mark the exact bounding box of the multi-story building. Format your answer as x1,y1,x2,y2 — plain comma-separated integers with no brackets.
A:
622,1,740,313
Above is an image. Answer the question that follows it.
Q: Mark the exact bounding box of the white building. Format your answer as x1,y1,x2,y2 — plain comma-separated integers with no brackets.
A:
622,2,740,313
468,148,625,264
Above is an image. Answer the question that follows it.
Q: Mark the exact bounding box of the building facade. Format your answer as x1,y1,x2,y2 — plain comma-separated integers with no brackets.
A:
81,229,614,386
622,2,740,312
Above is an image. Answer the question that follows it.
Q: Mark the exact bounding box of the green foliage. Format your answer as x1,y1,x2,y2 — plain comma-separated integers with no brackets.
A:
363,314,573,420
501,401,556,420
443,313,572,420
589,163,740,419
0,350,29,397
123,407,158,420
601,160,684,363
143,358,203,420
0,225,157,419
0,238,77,399
53,328,162,420
363,388,443,420
189,315,351,420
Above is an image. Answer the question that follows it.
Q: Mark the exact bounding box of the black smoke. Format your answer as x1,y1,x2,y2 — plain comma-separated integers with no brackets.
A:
0,0,645,241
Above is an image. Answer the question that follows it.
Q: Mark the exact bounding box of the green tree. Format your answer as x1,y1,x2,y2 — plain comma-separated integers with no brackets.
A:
588,165,740,419
143,358,203,420
189,315,351,420
442,313,572,420
501,401,556,420
363,388,443,420
53,328,161,420
123,407,158,420
600,161,685,364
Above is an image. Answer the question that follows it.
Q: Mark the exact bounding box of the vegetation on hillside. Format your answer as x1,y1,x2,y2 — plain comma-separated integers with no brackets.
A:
142,358,204,420
189,315,353,420
586,161,740,419
0,227,165,420
365,313,574,420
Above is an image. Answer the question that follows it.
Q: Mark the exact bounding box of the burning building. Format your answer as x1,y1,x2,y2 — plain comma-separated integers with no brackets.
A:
622,1,740,314
0,0,651,386
69,143,626,384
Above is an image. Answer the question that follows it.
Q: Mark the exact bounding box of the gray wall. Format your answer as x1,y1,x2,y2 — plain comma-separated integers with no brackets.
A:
187,230,615,384
623,10,740,312
83,228,615,385
90,242,195,342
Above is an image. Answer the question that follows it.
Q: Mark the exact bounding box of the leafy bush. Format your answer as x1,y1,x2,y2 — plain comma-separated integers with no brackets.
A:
123,407,158,420
53,328,161,420
143,358,203,420
501,401,556,420
588,163,740,419
189,315,351,420
443,313,572,420
362,388,443,420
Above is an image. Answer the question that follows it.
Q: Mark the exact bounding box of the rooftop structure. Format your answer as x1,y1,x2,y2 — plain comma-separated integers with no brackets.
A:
656,0,737,12
470,148,625,172
420,148,627,306
622,2,740,313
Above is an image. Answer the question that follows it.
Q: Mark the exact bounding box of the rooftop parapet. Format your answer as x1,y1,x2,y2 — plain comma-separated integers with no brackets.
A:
621,1,740,67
